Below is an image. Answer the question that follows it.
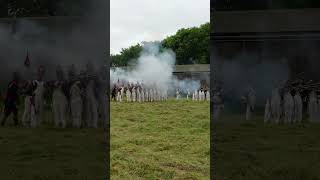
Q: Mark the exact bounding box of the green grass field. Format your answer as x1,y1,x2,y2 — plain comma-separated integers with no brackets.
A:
213,115,320,180
111,99,210,179
0,105,106,180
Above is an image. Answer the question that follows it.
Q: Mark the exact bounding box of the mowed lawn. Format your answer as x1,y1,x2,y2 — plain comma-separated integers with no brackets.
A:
213,115,320,180
111,99,210,179
0,107,106,180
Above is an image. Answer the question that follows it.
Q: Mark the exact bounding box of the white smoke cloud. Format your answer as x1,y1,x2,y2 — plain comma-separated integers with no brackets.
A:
214,53,290,107
0,0,108,83
110,42,201,96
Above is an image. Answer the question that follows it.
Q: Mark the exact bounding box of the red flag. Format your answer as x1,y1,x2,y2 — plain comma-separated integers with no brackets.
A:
24,51,30,67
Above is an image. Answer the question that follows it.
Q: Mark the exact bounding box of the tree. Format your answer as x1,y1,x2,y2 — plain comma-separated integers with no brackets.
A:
111,44,142,67
110,22,210,66
162,22,210,65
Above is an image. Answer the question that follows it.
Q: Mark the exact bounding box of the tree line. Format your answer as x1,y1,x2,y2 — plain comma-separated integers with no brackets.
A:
111,22,210,67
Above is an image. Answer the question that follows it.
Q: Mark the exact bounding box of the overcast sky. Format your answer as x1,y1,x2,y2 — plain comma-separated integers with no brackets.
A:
111,0,210,54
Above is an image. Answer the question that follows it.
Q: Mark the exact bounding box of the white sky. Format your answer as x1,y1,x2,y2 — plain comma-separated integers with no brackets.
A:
111,0,210,54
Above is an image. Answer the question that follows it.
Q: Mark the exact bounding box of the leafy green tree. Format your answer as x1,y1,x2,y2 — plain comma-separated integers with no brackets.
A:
162,22,210,65
111,22,210,66
111,43,142,67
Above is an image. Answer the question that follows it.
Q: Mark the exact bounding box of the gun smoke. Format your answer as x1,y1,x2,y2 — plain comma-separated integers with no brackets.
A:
214,52,290,111
0,0,107,85
110,42,201,96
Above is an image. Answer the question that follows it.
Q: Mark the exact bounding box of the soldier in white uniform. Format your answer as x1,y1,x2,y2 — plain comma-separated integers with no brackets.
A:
283,91,294,123
31,80,45,128
120,87,124,102
176,89,180,100
244,87,256,121
271,88,281,123
293,92,303,123
212,91,224,120
52,80,67,128
137,87,141,103
52,66,68,128
33,65,46,127
145,88,149,102
22,80,36,127
70,81,83,128
153,88,156,101
126,88,131,102
153,88,157,101
149,88,153,102
116,89,121,102
22,96,32,127
132,87,136,102
86,79,98,128
141,88,145,102
186,89,190,100
308,91,318,122
164,90,168,100
155,88,158,101
264,98,271,123
156,88,161,101
195,90,199,101
201,90,205,101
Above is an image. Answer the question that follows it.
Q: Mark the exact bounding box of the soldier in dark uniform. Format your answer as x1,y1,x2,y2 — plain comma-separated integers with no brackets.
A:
21,79,38,127
1,72,21,126
111,84,117,101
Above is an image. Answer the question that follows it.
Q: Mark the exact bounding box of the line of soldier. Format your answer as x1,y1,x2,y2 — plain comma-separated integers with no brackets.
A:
211,85,320,123
191,89,210,101
264,89,320,123
111,81,168,102
1,63,109,128
212,85,254,121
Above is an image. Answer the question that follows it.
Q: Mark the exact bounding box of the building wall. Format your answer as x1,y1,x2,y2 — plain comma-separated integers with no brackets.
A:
173,72,210,86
